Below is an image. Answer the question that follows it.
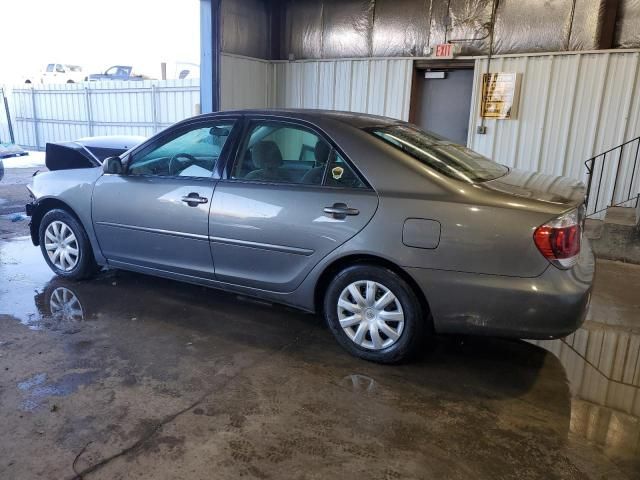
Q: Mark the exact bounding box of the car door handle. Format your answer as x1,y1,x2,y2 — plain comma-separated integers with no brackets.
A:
324,203,359,219
181,193,208,207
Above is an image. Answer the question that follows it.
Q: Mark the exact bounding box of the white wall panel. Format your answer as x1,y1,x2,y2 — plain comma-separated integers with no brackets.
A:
220,54,274,110
469,51,640,215
273,58,413,120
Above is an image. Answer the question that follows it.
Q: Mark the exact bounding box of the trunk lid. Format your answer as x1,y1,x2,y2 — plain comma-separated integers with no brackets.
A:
482,168,586,208
45,136,144,171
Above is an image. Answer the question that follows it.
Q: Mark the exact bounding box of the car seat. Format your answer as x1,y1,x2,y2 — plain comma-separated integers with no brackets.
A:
301,140,331,185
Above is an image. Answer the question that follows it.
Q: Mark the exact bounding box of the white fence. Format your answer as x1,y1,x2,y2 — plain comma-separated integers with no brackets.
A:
7,80,200,150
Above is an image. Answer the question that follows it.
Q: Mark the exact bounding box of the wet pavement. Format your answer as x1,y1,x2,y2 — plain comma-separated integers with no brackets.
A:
0,167,39,239
1,236,639,479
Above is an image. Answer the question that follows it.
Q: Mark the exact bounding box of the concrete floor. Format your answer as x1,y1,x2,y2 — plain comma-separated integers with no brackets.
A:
1,214,639,478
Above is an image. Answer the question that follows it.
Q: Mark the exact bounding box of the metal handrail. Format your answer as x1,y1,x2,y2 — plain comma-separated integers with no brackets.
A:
584,136,640,217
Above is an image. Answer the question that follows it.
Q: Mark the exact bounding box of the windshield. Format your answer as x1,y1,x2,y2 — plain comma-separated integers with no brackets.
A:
367,125,508,183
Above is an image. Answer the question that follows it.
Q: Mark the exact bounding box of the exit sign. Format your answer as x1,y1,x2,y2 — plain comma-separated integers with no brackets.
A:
434,43,455,59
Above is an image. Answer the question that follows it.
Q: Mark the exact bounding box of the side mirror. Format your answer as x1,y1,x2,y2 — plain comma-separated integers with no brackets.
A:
103,156,124,174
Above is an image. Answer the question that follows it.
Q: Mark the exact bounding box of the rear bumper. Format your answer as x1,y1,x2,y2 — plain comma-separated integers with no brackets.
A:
407,240,595,339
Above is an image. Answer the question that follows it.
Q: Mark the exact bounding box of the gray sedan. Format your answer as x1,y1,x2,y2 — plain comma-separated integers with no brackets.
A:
26,110,594,363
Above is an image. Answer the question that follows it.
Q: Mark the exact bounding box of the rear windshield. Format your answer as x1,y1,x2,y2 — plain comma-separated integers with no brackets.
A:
367,125,508,183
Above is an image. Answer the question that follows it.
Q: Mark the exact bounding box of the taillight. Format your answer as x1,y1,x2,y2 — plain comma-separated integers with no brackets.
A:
533,209,581,269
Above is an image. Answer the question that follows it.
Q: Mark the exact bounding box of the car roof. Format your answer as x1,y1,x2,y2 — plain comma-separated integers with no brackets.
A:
196,109,404,129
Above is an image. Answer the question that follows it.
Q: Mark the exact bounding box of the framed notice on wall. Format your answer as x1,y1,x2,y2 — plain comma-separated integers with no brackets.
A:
480,73,521,119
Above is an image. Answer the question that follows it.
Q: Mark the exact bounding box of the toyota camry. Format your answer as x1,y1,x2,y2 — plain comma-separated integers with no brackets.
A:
26,110,594,363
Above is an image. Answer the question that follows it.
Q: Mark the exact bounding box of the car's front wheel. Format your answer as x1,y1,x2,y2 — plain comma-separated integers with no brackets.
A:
324,264,427,364
39,209,99,280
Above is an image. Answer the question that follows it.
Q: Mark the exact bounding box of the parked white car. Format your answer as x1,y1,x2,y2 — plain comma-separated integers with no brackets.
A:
24,64,85,84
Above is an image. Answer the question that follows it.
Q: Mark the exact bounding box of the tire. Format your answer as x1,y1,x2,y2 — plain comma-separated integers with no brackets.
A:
39,209,100,280
324,264,427,364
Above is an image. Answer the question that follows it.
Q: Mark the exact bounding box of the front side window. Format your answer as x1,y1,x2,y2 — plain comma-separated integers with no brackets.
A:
368,125,508,183
128,122,234,177
232,122,331,185
46,64,54,72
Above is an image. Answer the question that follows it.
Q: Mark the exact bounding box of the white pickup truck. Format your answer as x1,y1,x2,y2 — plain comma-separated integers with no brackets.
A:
24,64,86,84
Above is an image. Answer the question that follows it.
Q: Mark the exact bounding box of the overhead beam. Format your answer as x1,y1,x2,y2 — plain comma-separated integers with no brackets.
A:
200,0,221,113
599,0,620,49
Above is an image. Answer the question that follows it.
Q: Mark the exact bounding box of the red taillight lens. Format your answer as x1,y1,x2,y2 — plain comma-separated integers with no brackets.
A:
533,209,581,269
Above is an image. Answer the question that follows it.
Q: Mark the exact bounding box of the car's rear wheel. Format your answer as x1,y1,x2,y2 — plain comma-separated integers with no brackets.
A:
39,209,99,280
324,264,427,364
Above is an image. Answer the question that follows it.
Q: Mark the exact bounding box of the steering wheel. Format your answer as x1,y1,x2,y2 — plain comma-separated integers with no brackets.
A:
168,153,198,176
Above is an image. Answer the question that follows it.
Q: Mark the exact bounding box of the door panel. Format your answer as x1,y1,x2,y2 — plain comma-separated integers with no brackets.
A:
92,175,216,278
414,69,474,145
210,182,378,292
91,118,238,279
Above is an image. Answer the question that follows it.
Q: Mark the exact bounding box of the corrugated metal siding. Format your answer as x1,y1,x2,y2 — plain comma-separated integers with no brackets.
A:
273,58,413,120
469,51,640,215
10,80,199,150
220,54,274,110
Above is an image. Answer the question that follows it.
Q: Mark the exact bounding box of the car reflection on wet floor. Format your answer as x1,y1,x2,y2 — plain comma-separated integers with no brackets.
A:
1,236,639,479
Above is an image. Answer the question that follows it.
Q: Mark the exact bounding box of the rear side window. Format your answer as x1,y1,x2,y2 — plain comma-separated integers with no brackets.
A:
367,125,508,183
325,152,366,189
231,121,367,188
232,122,328,185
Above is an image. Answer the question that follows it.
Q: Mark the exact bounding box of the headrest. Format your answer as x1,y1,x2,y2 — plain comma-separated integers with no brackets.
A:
252,141,283,169
314,140,331,167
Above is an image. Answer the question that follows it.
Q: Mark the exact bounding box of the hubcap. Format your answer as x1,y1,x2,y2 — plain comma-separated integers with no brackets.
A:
44,221,79,272
49,287,84,322
337,280,405,350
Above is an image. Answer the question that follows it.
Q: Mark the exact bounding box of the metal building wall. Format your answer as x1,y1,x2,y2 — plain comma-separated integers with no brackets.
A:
468,50,640,214
272,58,413,120
221,0,271,59
220,54,275,110
277,0,625,59
10,80,200,150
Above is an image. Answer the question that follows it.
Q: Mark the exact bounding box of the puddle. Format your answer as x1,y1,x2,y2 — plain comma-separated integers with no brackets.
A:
18,372,47,391
0,237,58,326
0,212,28,222
530,326,640,465
17,370,99,411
